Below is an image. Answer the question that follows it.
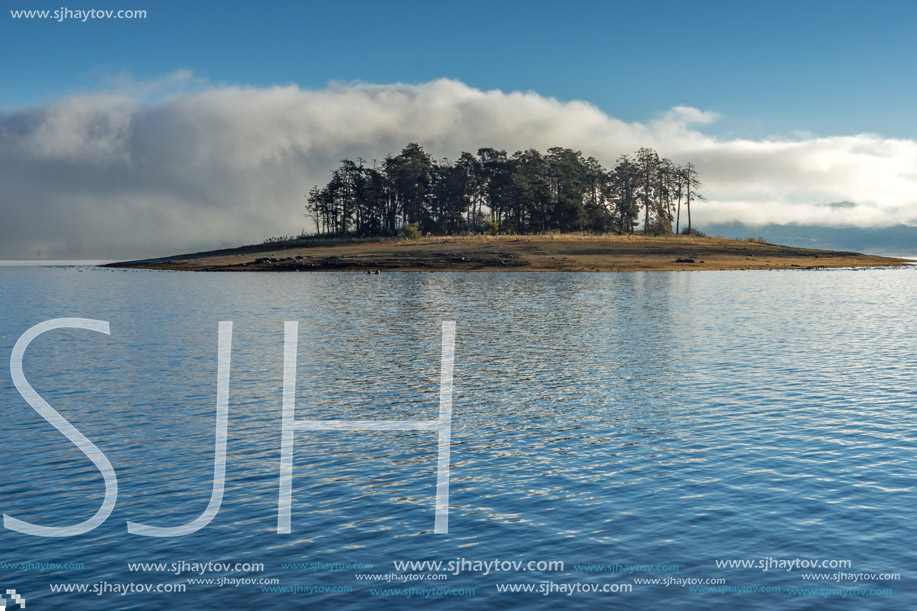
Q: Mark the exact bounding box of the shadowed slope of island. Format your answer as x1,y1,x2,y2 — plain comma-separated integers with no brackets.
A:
106,234,911,272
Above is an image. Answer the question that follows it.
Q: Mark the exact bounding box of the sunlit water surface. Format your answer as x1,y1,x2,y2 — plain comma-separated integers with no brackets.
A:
1,266,915,609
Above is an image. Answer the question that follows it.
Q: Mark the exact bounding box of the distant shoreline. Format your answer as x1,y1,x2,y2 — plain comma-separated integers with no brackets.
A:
104,234,911,272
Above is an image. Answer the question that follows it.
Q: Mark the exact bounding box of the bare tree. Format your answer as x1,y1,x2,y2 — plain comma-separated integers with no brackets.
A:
683,163,705,234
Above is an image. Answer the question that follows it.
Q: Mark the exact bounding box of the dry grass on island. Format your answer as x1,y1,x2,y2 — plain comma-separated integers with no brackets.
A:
107,233,910,272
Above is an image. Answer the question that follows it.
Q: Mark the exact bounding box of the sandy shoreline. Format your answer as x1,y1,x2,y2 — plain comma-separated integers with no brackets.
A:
105,234,911,272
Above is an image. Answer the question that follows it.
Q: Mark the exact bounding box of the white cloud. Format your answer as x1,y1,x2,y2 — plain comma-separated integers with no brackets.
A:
2,76,916,258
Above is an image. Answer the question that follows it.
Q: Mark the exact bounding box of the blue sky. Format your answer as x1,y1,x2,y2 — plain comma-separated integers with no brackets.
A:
3,0,917,258
3,0,916,139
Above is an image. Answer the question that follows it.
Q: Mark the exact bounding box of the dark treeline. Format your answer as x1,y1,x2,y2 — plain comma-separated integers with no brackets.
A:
306,143,703,238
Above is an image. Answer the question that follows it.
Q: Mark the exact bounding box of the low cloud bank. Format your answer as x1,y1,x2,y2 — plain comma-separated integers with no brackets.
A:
2,76,916,258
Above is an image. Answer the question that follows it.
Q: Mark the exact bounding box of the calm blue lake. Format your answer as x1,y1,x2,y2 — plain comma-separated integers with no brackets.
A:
1,266,915,609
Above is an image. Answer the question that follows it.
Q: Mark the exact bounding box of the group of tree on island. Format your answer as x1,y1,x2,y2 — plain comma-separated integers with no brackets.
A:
306,143,703,238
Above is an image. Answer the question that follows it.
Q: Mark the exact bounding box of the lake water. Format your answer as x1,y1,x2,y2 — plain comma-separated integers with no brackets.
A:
1,266,915,609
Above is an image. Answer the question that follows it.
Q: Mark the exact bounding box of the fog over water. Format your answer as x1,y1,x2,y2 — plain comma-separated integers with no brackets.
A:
3,77,917,259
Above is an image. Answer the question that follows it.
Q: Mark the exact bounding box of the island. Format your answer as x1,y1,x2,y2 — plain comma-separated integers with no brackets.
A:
107,143,911,272
106,234,909,272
